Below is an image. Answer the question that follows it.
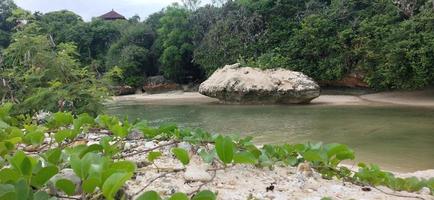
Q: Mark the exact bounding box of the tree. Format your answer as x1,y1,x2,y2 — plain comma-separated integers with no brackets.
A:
0,0,17,49
182,0,202,11
156,4,204,82
106,23,156,87
129,14,141,23
38,10,84,42
87,19,121,61
193,1,265,75
1,24,107,116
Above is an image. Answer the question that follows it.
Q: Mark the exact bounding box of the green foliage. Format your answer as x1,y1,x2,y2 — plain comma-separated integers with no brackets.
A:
105,23,156,87
0,0,17,49
355,163,433,192
168,192,189,200
1,28,107,116
215,135,234,164
233,151,257,164
148,151,162,163
95,114,131,138
38,10,84,45
137,191,162,200
102,172,133,200
194,1,264,75
194,0,434,89
155,4,204,83
192,190,217,200
55,179,75,196
172,147,190,165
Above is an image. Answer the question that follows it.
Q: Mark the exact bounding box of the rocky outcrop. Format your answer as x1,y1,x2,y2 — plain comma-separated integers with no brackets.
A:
199,63,320,104
143,76,182,94
112,85,136,96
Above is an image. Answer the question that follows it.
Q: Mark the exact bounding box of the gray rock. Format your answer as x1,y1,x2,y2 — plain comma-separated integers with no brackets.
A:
111,85,136,96
144,141,156,149
418,187,431,195
126,130,144,140
48,169,81,195
178,142,192,151
199,63,320,104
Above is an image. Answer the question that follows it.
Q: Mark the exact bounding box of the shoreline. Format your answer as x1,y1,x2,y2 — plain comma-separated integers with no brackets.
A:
109,90,434,107
121,138,433,200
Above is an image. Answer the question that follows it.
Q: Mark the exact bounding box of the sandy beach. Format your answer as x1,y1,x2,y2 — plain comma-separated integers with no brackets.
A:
119,139,434,200
110,89,434,107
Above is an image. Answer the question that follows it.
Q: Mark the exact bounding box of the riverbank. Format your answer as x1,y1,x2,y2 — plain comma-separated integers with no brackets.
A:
110,89,434,107
122,139,434,200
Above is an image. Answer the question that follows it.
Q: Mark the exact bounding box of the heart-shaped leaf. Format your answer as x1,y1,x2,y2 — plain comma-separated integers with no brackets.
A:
215,135,234,164
137,191,162,200
55,179,76,196
171,148,189,165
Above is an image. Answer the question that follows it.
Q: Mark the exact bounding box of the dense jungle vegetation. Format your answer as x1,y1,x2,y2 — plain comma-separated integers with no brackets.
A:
1,0,434,116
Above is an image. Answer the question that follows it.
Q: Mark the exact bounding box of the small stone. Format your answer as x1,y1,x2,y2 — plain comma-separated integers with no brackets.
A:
24,145,38,152
164,186,177,195
124,142,132,150
329,185,344,194
306,188,314,193
127,130,144,140
264,193,276,199
228,180,237,185
144,141,156,149
184,164,212,182
418,187,431,195
178,142,192,151
297,161,314,177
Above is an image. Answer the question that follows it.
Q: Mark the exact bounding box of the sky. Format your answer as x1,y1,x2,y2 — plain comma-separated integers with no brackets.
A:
14,0,209,21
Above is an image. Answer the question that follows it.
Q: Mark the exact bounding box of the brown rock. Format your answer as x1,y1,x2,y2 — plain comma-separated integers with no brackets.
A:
143,76,182,94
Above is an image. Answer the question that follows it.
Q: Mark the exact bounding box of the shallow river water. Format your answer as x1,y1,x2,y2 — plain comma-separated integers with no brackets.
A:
107,103,434,172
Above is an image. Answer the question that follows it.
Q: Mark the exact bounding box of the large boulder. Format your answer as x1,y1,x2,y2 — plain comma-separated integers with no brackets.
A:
199,63,320,104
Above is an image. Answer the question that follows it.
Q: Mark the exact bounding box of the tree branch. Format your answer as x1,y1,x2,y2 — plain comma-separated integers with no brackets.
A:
117,140,180,158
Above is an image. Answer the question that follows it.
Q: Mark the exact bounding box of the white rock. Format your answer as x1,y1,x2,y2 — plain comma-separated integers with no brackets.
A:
124,142,132,150
199,63,320,104
178,142,192,151
184,164,212,182
418,187,431,195
144,141,156,149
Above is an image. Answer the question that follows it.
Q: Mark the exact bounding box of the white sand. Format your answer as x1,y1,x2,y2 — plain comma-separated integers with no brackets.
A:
360,90,434,107
110,90,434,107
121,140,433,200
